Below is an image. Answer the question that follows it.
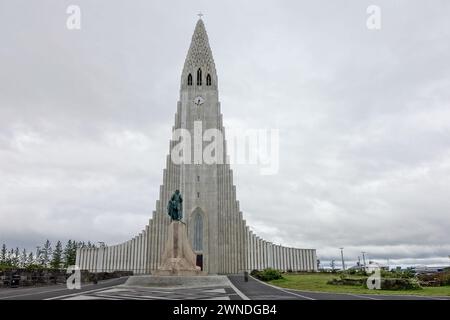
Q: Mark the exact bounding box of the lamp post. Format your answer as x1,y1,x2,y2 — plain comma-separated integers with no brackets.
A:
362,252,367,270
340,248,345,271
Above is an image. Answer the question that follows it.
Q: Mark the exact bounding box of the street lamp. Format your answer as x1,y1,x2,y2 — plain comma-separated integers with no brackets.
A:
340,248,345,271
361,252,367,270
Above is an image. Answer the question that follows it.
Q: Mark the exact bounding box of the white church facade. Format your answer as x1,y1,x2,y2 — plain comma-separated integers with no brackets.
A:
76,19,317,274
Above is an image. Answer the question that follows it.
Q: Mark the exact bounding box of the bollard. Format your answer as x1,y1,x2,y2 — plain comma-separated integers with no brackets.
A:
244,271,249,282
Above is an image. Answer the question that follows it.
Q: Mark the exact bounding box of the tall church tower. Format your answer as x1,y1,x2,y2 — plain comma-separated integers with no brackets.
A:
176,18,243,273
76,19,317,275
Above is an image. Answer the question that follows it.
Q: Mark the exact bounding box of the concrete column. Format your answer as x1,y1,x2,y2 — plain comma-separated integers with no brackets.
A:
250,233,254,270
279,247,283,271
257,238,262,270
124,242,128,271
123,242,127,271
260,241,264,270
278,246,282,271
111,246,115,271
133,236,138,274
277,246,281,270
156,212,162,268
149,219,154,270
77,249,83,269
301,249,306,271
116,244,120,271
81,249,85,271
264,241,268,269
119,243,124,270
126,242,130,271
272,246,276,270
307,249,312,271
93,248,98,272
286,247,291,271
142,229,146,274
75,248,80,268
88,248,93,272
97,247,104,272
313,250,317,271
126,241,131,271
132,237,136,274
115,245,119,271
254,237,258,270
253,234,257,270
85,249,90,271
105,246,110,273
286,247,290,271
144,226,149,273
137,234,142,274
289,248,293,271
125,241,130,271
114,245,119,271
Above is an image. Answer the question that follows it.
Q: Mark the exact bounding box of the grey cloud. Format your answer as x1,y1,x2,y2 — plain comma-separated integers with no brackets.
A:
1,0,450,266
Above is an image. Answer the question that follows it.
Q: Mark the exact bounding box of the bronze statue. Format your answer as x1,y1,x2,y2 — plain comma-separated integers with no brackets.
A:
167,189,183,221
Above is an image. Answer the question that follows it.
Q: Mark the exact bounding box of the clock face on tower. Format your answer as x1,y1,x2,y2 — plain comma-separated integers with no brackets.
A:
194,96,205,106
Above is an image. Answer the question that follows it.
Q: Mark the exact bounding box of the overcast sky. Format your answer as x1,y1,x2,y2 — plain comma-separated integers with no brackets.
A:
1,0,449,268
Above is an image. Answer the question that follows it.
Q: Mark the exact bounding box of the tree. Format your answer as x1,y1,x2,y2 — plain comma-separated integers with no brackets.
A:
41,240,52,267
20,249,27,268
7,248,14,266
36,246,44,266
51,241,63,269
0,244,6,264
330,260,336,272
11,247,20,267
63,240,78,268
27,252,34,266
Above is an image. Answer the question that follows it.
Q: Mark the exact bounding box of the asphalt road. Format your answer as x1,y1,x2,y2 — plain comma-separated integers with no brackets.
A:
227,274,450,300
0,277,128,300
0,275,449,300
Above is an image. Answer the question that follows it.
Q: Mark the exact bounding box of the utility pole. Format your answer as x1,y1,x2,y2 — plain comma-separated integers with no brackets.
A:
340,248,345,271
361,252,367,270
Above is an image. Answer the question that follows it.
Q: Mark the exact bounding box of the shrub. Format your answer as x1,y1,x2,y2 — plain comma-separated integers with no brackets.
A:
252,268,283,281
327,278,365,286
418,271,450,287
377,278,422,290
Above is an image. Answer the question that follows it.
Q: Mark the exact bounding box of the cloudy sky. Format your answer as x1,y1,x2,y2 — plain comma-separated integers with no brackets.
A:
1,0,449,268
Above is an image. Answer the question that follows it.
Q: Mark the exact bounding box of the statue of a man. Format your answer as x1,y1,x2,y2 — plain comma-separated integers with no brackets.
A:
167,189,183,221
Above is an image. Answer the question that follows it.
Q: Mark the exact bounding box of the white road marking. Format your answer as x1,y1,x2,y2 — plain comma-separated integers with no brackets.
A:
249,276,315,300
45,285,120,300
344,293,380,300
228,280,250,300
0,287,71,300
0,277,124,300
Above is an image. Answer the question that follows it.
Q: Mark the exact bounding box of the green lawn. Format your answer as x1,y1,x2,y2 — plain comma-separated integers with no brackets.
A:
268,273,450,296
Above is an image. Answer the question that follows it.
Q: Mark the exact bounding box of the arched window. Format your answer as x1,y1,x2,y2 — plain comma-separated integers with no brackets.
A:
187,73,192,86
197,68,202,86
193,212,203,251
206,74,211,86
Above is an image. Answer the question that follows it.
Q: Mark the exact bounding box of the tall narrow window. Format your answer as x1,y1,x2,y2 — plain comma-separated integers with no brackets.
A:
193,213,203,251
197,68,202,86
206,74,211,86
187,73,192,86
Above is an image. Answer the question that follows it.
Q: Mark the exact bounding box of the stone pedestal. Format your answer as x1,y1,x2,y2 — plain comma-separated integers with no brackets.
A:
153,221,204,276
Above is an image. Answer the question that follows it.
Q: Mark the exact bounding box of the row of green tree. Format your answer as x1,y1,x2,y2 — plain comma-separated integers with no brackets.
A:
0,240,102,270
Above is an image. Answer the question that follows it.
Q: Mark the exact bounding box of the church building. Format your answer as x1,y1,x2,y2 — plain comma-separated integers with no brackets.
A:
76,19,317,274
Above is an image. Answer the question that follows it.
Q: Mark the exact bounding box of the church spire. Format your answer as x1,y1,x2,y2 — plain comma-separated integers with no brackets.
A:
181,18,217,89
